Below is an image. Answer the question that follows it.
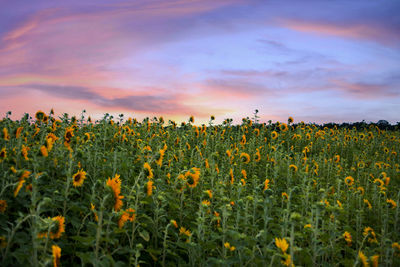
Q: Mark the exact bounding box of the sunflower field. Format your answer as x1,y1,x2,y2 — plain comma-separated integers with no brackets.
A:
0,111,399,266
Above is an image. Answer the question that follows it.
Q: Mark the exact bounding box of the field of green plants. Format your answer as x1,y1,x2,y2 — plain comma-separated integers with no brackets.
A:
0,111,399,266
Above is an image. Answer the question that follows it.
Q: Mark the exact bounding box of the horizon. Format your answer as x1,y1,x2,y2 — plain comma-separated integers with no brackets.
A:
2,109,398,127
1,0,399,124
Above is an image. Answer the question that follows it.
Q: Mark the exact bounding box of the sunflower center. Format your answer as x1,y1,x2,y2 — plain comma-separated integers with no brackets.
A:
74,174,81,182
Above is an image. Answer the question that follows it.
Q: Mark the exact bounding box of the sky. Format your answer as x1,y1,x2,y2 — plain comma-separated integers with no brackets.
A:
0,0,399,124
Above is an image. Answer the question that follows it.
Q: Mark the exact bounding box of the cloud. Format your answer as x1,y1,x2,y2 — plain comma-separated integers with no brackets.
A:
330,79,400,99
0,83,205,115
220,69,288,78
280,19,400,46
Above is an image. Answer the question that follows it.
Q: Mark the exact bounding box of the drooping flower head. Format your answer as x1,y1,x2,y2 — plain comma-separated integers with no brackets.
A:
38,216,65,239
106,174,124,211
40,145,48,157
240,152,250,164
52,245,61,267
118,208,136,228
143,162,154,179
289,164,298,173
147,180,154,196
275,237,289,253
263,179,270,191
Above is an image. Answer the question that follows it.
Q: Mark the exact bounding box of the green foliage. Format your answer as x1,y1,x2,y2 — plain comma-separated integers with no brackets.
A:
0,113,399,266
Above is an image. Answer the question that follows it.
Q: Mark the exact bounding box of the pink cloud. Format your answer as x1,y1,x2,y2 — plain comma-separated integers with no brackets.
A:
281,19,400,45
331,79,399,99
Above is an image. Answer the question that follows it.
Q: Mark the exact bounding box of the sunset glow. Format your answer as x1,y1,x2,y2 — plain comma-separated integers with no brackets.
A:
1,0,399,124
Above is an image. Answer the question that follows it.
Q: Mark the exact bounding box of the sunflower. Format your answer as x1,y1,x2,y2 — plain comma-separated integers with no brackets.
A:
185,167,200,188
202,200,211,206
358,251,368,267
118,208,136,228
345,176,354,186
371,255,379,267
240,152,250,163
279,123,288,132
263,179,270,191
363,227,378,243
253,128,260,136
229,169,234,184
373,178,384,187
21,145,29,160
14,171,31,197
106,174,124,211
343,231,352,246
143,162,153,179
0,200,7,213
0,236,6,249
156,144,167,167
282,254,293,267
363,199,372,209
254,150,261,162
147,180,154,196
271,131,278,140
171,219,178,228
393,242,400,256
40,145,48,157
91,203,98,222
282,192,289,200
2,128,9,141
38,216,65,239
52,245,61,267
387,199,397,209
354,185,364,194
179,227,191,237
275,237,289,253
357,161,365,168
0,148,6,161
215,164,220,174
43,114,49,124
289,164,298,172
333,155,340,163
288,117,294,124
35,110,45,121
50,216,65,239
205,189,212,199
240,134,246,145
64,127,74,147
46,133,58,151
72,169,87,187
241,169,247,179
204,158,210,169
